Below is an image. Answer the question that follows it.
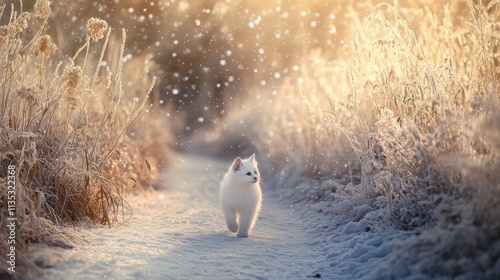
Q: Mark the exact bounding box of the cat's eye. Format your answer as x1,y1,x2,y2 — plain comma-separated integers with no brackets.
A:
254,171,257,174
246,172,252,176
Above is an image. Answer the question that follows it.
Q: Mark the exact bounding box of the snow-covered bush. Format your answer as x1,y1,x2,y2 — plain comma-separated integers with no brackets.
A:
0,2,171,277
250,0,500,233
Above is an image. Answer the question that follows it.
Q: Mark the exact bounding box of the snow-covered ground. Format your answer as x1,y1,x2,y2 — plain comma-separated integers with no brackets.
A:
33,154,338,279
29,153,500,279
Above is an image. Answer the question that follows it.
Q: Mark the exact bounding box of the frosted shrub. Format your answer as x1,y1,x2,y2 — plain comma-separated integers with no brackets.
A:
0,3,171,276
252,1,500,234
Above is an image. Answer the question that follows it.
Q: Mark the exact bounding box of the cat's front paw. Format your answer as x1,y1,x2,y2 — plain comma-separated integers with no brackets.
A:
236,232,249,238
227,222,238,233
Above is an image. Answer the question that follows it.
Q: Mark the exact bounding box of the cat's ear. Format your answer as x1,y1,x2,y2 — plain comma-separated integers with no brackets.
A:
233,157,242,171
249,153,256,162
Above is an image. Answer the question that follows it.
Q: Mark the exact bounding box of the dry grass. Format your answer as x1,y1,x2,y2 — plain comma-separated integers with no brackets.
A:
0,1,171,277
245,0,500,232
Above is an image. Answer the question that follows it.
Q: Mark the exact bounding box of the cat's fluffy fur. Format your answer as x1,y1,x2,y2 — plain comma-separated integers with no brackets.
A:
219,153,262,237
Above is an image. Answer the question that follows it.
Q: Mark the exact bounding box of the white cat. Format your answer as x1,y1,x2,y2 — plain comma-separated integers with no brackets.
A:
219,153,262,238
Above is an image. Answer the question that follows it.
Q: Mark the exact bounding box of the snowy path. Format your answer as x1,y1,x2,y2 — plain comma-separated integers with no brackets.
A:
38,154,335,279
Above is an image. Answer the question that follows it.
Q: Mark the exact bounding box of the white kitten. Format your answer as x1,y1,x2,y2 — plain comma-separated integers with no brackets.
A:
219,153,262,238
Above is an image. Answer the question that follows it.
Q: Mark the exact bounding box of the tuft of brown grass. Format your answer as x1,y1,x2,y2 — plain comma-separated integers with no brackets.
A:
36,34,57,54
86,18,108,42
33,0,51,21
0,2,171,278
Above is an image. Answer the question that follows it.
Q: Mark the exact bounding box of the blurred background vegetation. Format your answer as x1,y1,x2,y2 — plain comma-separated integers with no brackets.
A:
4,1,493,139
7,0,475,137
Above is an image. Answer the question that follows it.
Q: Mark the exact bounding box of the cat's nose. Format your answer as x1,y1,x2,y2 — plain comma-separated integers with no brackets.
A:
253,177,258,181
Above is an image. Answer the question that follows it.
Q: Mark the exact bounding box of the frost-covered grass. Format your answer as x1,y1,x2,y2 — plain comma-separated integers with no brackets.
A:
0,1,170,277
256,0,500,226
219,1,500,278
